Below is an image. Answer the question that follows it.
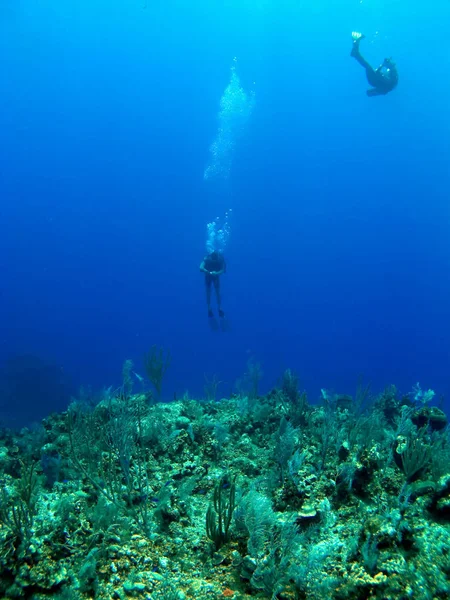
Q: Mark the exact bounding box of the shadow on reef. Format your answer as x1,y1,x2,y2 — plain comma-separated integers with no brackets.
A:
0,366,449,599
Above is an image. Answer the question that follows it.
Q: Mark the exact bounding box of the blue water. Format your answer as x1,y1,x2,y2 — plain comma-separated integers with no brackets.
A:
1,0,449,425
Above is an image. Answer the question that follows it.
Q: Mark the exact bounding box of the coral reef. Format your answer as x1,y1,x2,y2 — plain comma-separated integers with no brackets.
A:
0,377,449,599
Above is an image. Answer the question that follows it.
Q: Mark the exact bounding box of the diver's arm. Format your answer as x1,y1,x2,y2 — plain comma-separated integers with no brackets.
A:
390,69,399,87
200,260,209,274
214,260,226,276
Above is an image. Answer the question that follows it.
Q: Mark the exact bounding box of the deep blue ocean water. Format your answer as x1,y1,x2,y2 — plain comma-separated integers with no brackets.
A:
1,0,449,426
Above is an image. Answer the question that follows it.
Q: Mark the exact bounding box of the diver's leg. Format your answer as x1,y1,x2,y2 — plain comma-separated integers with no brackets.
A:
213,278,224,317
351,41,372,70
352,44,378,87
350,33,373,71
205,278,213,316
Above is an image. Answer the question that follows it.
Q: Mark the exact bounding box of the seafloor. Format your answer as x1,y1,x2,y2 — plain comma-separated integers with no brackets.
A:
0,370,449,600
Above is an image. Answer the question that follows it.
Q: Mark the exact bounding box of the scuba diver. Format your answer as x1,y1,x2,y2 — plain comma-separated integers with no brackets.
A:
350,32,398,97
200,250,226,318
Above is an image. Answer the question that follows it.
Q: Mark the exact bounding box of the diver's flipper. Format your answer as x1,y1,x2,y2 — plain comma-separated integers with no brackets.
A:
366,88,383,97
209,317,219,332
220,318,230,332
350,32,366,57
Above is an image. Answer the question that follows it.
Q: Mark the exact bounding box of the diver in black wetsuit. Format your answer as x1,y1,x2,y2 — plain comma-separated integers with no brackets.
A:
350,32,398,97
200,251,226,318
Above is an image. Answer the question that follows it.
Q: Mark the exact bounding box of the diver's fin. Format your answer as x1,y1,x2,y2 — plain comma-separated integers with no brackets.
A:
220,318,230,332
209,317,219,332
366,88,383,97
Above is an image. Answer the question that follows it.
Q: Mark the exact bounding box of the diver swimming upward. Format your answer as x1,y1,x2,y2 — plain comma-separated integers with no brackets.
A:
350,32,398,97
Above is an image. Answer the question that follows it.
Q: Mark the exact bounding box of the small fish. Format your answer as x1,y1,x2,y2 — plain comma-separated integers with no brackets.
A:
133,371,144,383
